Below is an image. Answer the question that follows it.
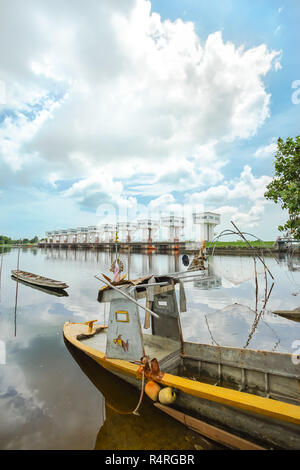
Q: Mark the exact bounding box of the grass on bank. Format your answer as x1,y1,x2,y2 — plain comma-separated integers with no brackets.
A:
1,241,275,248
208,240,274,247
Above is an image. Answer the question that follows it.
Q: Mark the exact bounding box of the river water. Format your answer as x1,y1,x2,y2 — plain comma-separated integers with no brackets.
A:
0,247,299,450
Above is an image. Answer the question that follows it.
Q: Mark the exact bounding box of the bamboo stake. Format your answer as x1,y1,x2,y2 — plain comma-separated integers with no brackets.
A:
14,241,21,337
231,221,274,280
94,275,160,319
0,246,3,302
0,246,3,284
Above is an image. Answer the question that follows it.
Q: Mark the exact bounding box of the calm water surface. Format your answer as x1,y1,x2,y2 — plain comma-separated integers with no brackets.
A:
0,247,299,449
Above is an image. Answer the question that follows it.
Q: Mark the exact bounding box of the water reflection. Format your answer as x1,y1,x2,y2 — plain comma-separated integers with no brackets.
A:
66,341,219,450
11,277,69,297
0,247,300,449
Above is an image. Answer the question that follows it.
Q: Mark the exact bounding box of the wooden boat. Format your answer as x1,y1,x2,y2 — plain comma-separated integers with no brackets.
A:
63,275,300,450
273,308,300,322
11,275,69,297
12,270,68,290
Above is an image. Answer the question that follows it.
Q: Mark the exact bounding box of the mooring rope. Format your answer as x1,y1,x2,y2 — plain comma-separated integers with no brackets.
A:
106,369,145,416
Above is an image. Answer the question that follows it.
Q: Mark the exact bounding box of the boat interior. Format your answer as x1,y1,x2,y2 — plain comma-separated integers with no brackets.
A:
81,330,181,365
78,325,300,407
73,275,300,409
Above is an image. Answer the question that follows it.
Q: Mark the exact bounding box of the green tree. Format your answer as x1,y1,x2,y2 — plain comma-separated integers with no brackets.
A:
0,235,13,245
264,136,300,239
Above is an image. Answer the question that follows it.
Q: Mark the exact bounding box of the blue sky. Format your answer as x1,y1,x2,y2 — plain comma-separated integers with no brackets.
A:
0,0,299,240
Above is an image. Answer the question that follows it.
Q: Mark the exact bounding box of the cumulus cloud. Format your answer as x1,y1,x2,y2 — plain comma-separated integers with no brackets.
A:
254,141,277,159
0,0,281,235
187,165,272,204
185,165,272,229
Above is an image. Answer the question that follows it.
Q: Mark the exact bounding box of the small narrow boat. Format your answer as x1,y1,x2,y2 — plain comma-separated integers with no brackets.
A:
63,274,300,450
11,276,69,297
273,308,300,322
12,270,68,290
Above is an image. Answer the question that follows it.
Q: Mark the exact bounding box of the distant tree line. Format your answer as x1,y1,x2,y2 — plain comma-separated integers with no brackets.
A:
0,235,39,245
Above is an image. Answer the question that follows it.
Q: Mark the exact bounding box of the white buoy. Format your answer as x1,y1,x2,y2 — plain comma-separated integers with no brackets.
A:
158,387,176,405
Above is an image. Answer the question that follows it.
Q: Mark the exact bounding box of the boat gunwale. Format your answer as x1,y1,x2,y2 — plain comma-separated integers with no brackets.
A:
63,321,300,427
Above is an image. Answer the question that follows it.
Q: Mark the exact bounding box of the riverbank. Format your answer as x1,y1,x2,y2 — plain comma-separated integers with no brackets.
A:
37,241,300,255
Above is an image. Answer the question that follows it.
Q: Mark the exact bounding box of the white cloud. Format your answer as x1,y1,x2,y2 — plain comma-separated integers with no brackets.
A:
0,1,280,180
216,202,266,229
0,95,65,172
254,141,277,159
0,0,282,237
187,165,272,204
185,165,272,230
274,25,281,36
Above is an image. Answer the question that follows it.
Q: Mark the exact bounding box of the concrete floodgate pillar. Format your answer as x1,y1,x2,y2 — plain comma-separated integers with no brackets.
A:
161,216,185,252
137,219,159,252
192,212,221,243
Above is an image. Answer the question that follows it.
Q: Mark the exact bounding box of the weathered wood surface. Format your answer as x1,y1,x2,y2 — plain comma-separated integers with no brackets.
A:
64,322,107,340
182,341,300,405
97,275,177,302
183,341,300,378
64,321,300,448
154,403,266,450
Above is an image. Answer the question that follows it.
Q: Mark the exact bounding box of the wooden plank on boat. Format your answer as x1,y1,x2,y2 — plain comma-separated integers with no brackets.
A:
65,322,107,340
154,403,266,450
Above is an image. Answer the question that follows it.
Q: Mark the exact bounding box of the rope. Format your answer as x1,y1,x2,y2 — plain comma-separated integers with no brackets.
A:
106,369,145,416
133,369,145,416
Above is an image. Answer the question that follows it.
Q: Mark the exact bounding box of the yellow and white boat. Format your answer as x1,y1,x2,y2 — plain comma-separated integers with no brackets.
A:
63,274,300,450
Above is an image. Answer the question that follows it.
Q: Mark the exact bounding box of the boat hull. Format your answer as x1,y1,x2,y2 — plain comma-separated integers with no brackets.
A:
11,276,69,296
11,270,68,289
63,322,300,450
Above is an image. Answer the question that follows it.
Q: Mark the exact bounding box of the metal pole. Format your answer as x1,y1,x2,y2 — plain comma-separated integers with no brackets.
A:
94,275,160,319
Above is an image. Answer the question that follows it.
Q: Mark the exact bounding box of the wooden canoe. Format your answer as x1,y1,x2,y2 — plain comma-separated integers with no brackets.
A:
12,270,68,290
273,308,300,322
11,275,69,297
63,321,300,450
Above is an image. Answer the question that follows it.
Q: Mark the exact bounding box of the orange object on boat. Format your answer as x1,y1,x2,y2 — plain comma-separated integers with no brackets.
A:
145,380,161,401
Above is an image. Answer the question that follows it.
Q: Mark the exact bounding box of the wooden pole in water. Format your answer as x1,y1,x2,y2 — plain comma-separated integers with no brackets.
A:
14,240,21,337
231,221,274,280
0,246,3,282
127,245,131,281
0,245,3,302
